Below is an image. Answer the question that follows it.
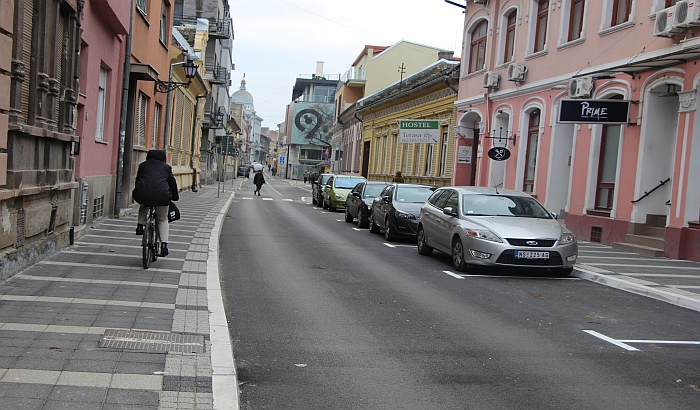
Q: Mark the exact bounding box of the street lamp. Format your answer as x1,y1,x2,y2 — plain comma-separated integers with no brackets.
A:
216,108,225,127
154,60,199,94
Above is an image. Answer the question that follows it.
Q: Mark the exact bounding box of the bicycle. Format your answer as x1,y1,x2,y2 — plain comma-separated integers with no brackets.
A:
142,206,161,269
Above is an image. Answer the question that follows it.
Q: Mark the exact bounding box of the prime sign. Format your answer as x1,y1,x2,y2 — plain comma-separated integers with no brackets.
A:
398,120,440,144
558,99,631,124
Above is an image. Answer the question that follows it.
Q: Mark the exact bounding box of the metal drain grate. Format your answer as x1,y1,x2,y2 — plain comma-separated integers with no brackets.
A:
98,329,206,354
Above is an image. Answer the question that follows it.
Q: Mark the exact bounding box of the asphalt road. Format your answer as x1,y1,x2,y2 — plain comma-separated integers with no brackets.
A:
219,177,700,410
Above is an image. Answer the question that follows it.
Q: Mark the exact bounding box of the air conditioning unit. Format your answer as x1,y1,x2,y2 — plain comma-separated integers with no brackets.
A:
673,0,700,29
568,77,593,98
654,7,683,37
483,71,500,89
507,62,527,82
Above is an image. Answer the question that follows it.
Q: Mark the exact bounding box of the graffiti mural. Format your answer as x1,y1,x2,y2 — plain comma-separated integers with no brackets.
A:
291,102,335,146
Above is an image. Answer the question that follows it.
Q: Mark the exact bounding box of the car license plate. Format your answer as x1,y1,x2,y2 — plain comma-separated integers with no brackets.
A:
515,251,549,259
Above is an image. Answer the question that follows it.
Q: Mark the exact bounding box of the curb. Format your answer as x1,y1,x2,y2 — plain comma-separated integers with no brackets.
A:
206,192,239,410
573,265,700,313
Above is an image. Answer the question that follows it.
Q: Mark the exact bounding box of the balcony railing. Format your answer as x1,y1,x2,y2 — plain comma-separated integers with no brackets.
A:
341,67,366,83
205,64,230,85
173,15,232,39
296,73,341,81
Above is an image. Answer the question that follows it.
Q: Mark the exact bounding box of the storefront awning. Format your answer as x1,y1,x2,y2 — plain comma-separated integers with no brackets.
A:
573,40,700,78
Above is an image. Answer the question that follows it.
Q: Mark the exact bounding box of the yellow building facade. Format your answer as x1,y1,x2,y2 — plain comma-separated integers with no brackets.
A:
358,61,460,187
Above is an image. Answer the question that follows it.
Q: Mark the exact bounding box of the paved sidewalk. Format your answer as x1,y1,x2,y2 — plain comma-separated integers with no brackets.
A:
574,241,700,312
0,187,236,409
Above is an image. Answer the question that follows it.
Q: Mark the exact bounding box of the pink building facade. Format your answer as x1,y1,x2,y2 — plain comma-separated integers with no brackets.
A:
73,0,130,229
454,0,700,261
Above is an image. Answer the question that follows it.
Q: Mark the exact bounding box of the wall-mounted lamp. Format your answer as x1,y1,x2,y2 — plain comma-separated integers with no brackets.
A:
485,126,516,146
216,108,225,126
154,60,198,93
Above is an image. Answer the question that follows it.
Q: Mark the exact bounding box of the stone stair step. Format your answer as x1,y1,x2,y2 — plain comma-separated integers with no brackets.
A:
612,242,665,257
624,233,665,249
641,225,666,238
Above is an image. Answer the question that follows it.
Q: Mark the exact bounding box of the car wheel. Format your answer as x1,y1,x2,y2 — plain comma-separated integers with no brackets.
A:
329,202,336,212
322,197,328,209
368,212,380,234
345,207,354,222
384,217,396,241
417,226,433,256
312,195,317,205
317,196,324,208
452,238,469,272
357,210,368,229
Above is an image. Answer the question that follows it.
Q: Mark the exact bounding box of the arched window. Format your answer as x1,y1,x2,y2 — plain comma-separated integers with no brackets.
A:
504,10,517,63
469,21,488,73
534,1,549,53
523,109,541,193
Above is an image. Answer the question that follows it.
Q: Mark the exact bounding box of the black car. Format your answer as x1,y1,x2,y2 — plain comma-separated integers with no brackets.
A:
368,183,436,241
237,165,250,177
345,181,390,228
312,173,334,207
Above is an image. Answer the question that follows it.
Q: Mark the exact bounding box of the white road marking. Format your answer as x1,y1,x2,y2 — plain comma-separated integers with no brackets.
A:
352,228,363,231
337,219,343,222
262,198,273,201
583,263,700,270
282,199,293,201
383,243,396,248
617,339,700,345
583,330,641,351
442,270,465,279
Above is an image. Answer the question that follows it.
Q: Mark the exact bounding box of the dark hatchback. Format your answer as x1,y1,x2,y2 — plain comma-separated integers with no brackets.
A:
344,181,391,228
312,173,334,207
368,183,436,241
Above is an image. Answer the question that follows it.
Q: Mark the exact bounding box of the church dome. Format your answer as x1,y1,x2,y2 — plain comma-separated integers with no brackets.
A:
231,76,253,104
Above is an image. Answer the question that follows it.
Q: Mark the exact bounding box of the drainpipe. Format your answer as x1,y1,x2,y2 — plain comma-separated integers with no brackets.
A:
190,94,208,191
114,0,134,217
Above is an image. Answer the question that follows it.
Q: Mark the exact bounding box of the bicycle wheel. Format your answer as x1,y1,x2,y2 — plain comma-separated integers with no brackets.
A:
142,221,151,269
151,222,159,262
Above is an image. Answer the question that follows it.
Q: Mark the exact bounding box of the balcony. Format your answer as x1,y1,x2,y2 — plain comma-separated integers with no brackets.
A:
173,15,232,39
341,67,366,87
205,64,230,85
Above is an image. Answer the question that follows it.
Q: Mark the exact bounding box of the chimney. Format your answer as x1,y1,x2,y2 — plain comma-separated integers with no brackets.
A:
438,51,454,61
316,61,324,77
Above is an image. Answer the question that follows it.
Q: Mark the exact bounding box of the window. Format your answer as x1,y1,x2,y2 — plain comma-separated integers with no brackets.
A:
568,0,585,42
136,0,147,16
439,127,448,176
95,67,108,141
159,2,168,44
595,124,621,210
534,1,549,52
425,143,433,176
153,103,161,148
611,0,632,26
504,10,517,63
136,92,148,147
469,21,488,73
665,0,682,6
523,110,541,192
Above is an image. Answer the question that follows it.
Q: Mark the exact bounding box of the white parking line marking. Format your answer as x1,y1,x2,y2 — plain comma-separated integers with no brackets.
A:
383,243,396,248
583,330,640,351
584,263,700,270
283,199,293,201
352,228,363,231
442,271,465,279
617,339,700,345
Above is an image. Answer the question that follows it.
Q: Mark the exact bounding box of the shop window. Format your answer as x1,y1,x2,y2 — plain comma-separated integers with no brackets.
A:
595,125,621,210
523,110,541,193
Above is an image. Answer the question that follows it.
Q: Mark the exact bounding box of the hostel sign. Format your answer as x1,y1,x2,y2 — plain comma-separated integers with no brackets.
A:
399,120,440,144
558,99,631,124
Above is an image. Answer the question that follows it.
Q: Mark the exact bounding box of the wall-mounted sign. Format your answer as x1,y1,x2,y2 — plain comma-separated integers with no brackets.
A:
457,146,472,164
280,156,285,165
558,99,631,124
398,120,440,144
488,147,510,161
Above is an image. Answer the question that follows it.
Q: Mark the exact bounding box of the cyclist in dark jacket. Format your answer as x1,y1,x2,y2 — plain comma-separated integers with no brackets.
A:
133,150,179,256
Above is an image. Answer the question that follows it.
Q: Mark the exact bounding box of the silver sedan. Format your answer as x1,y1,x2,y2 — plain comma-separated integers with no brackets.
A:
417,186,577,275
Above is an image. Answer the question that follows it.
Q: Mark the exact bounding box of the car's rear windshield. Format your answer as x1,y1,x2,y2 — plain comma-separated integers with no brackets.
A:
462,194,552,218
395,186,433,203
364,184,386,198
335,178,365,189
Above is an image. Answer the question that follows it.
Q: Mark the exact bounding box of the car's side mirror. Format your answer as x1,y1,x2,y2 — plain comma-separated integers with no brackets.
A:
443,207,458,217
551,212,558,220
351,192,360,197
382,195,392,203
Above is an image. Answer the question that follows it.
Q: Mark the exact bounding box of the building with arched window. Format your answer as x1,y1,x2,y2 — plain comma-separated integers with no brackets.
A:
454,0,700,262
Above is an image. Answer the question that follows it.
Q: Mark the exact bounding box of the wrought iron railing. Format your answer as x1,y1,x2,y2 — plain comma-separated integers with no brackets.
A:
631,178,671,203
205,64,230,85
173,16,231,38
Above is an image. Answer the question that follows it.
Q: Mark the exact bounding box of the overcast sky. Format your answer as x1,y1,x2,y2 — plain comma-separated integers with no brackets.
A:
229,0,466,130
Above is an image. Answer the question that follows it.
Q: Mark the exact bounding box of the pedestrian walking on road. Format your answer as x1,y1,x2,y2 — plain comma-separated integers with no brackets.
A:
133,149,179,257
253,170,266,196
303,170,309,184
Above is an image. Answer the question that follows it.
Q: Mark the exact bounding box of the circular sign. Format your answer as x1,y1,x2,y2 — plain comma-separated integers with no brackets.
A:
488,147,511,161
